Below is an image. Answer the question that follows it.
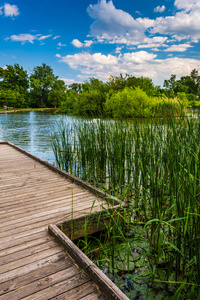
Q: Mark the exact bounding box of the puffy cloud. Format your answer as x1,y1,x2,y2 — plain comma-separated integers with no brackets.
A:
87,0,145,45
58,50,200,85
4,3,19,17
123,51,157,64
154,5,166,13
137,36,168,49
174,0,200,11
164,43,193,52
85,0,200,46
71,39,93,48
60,52,118,69
150,0,200,40
55,54,61,58
72,39,83,48
84,40,93,47
6,34,37,44
152,11,200,39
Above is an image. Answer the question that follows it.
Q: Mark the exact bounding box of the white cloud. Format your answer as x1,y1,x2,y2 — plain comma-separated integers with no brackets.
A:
175,0,200,11
72,39,83,48
57,42,67,47
84,40,93,47
154,5,166,13
38,34,52,41
152,11,200,38
60,78,82,85
6,33,53,44
4,3,19,17
60,52,118,69
71,39,93,48
137,36,168,49
55,54,61,58
0,6,3,15
85,0,200,47
53,35,61,40
58,50,200,86
164,43,193,52
87,0,145,45
123,51,157,64
7,34,37,44
0,65,7,70
115,46,123,53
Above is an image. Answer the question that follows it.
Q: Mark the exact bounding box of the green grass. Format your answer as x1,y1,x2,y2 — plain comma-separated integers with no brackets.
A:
0,107,55,113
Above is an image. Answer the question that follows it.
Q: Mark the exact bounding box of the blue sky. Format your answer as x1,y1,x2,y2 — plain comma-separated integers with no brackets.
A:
1,0,200,86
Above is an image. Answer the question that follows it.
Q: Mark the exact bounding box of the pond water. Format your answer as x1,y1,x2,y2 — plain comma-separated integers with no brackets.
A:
0,111,77,163
0,109,197,164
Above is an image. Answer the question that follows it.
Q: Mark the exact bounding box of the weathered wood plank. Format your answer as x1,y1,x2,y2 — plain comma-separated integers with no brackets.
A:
0,251,65,284
0,266,83,300
0,246,63,277
0,240,58,265
49,224,129,300
21,274,91,300
0,252,71,296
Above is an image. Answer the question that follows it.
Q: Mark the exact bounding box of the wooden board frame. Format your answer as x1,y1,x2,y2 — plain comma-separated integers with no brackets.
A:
49,224,129,300
55,205,127,240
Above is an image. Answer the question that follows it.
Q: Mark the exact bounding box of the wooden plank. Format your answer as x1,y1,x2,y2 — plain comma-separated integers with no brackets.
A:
0,228,46,250
20,273,91,300
80,292,106,300
0,253,72,296
0,236,54,258
0,194,100,219
7,142,121,206
0,266,83,300
46,281,103,300
49,224,129,300
0,200,105,231
0,239,58,265
0,250,65,284
0,246,63,276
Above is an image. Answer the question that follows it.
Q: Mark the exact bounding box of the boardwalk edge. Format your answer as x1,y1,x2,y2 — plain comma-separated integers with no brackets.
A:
49,224,129,300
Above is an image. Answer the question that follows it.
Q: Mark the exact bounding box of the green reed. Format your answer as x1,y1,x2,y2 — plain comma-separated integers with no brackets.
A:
52,114,200,298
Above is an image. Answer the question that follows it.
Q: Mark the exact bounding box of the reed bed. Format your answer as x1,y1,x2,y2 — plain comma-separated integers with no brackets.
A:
52,114,200,299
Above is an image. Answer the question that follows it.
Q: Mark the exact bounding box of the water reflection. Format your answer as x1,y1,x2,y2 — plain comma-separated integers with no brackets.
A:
0,111,75,163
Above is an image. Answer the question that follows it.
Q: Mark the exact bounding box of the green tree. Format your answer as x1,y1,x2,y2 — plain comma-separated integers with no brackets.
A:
106,73,127,92
30,64,57,108
68,83,82,93
79,78,106,116
0,64,29,108
48,80,66,108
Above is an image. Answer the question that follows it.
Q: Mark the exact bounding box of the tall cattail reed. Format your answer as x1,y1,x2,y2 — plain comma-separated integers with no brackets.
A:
52,113,200,298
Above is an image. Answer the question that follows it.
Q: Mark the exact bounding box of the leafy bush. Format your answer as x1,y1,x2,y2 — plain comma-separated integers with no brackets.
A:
105,87,153,118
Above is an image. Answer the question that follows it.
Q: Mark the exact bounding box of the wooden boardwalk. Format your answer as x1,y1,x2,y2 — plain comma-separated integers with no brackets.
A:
0,143,118,299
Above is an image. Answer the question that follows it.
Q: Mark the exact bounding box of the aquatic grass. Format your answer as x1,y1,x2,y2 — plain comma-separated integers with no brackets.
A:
52,114,200,298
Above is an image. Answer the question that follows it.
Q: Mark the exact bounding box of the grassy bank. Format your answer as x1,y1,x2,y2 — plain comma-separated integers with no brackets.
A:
52,115,200,299
0,107,56,113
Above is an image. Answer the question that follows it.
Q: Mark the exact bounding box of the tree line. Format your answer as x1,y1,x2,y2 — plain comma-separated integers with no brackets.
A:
0,63,199,117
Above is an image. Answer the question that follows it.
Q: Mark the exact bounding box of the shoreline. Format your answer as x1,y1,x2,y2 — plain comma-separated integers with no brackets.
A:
0,108,56,114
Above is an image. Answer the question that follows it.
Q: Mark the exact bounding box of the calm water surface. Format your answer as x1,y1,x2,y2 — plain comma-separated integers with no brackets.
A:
0,111,76,163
